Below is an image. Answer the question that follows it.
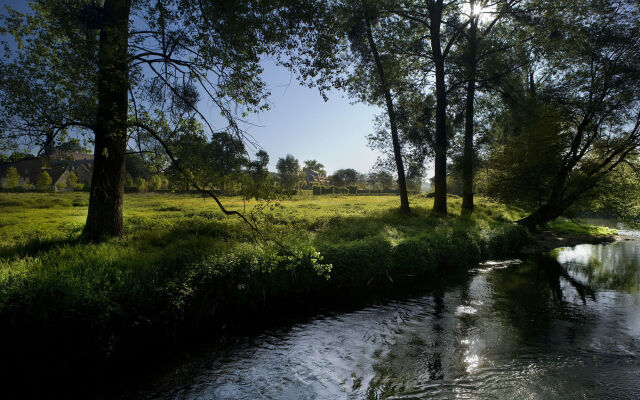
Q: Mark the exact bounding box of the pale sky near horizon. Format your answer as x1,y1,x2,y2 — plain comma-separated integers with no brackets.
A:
0,1,434,177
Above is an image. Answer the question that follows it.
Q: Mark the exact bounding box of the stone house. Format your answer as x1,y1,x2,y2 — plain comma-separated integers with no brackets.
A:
0,152,93,191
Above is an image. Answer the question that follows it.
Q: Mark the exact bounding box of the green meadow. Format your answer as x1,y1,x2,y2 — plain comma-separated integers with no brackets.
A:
0,192,533,384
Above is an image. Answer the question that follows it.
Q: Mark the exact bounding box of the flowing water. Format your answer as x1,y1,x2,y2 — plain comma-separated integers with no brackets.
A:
138,239,640,399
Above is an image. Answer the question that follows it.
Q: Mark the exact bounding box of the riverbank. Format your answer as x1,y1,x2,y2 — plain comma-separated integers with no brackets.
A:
521,221,618,255
0,193,602,397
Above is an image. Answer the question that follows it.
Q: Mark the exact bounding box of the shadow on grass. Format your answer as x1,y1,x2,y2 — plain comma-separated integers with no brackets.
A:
0,236,83,259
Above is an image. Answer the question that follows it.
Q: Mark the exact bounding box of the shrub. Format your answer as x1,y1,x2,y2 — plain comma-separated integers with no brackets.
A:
3,166,20,189
36,171,52,191
66,171,78,189
136,177,148,192
150,175,163,191
125,174,135,188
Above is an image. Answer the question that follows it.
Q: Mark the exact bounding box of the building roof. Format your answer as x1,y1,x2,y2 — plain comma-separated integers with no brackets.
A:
0,153,94,185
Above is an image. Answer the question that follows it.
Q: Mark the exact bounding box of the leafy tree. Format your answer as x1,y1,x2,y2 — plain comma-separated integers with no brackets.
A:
368,170,394,190
135,177,148,193
56,139,88,154
276,154,301,191
168,121,249,191
3,166,19,189
294,0,412,212
510,0,640,229
149,175,163,191
36,170,52,190
581,160,640,227
331,168,359,187
125,155,148,181
387,0,469,214
124,173,134,188
66,171,78,189
0,0,312,240
242,150,277,200
303,159,326,175
453,0,525,211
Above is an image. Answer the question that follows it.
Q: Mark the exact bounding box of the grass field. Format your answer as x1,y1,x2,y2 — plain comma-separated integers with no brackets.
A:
0,192,533,392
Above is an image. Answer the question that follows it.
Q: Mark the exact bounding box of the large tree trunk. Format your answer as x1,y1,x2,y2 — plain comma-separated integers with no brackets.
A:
365,18,410,214
429,1,448,215
517,203,565,231
462,15,478,212
84,0,131,241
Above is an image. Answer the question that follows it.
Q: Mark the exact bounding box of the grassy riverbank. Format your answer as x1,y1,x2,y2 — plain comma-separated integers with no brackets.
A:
1,192,532,394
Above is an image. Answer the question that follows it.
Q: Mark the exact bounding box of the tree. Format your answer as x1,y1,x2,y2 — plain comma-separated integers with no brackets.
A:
293,0,411,213
149,175,163,191
276,154,301,191
167,120,249,191
66,171,78,189
3,166,19,189
331,168,359,187
580,159,640,226
242,150,277,200
135,177,148,193
36,170,52,190
518,0,640,229
303,159,326,175
1,1,312,241
124,173,134,188
368,170,394,190
484,0,640,229
456,0,525,211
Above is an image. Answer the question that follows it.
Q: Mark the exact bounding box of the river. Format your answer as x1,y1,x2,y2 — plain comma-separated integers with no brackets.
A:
135,238,640,399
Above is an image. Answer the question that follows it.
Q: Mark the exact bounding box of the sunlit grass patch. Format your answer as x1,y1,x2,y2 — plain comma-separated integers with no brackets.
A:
548,218,617,236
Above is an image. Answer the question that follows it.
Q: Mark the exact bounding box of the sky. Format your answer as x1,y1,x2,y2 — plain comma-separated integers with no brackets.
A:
243,60,382,174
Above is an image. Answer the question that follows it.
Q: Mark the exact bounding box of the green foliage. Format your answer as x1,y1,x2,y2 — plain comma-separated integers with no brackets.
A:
485,102,565,206
303,159,326,175
65,171,78,189
276,154,301,191
3,166,19,189
35,171,52,190
573,160,640,227
368,170,394,190
135,177,148,193
149,175,163,191
125,173,134,188
330,168,359,187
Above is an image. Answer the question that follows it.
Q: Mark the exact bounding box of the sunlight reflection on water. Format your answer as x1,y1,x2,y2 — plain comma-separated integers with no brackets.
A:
137,243,640,400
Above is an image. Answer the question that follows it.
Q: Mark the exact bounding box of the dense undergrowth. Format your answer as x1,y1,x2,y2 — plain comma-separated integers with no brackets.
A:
0,193,532,393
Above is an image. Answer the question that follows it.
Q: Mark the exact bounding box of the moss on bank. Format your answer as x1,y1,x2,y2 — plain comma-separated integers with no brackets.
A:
0,193,531,394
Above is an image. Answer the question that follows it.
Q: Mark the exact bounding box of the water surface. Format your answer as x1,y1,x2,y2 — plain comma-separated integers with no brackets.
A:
139,240,640,399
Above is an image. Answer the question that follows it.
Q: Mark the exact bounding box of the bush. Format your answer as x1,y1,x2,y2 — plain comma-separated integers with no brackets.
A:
125,174,135,188
136,177,148,192
66,171,78,189
3,166,20,189
36,171,52,191
149,175,163,191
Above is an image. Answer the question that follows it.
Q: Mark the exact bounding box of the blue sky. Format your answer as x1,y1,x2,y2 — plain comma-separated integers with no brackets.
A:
244,60,382,174
0,1,397,175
